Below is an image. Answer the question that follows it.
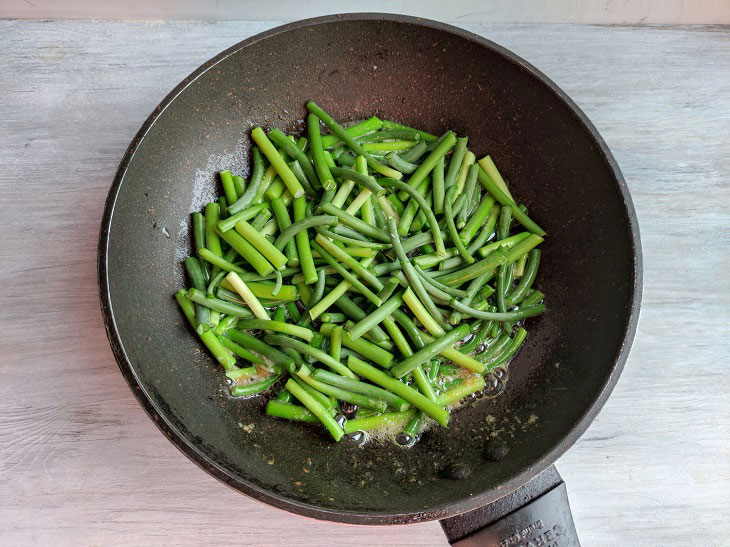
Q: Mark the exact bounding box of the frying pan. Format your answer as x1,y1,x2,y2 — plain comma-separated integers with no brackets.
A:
98,14,642,545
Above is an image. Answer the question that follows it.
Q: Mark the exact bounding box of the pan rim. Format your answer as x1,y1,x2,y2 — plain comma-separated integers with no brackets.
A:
98,13,643,525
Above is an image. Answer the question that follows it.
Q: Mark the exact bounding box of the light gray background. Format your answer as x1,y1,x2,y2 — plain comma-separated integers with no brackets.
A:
1,7,729,547
1,0,729,23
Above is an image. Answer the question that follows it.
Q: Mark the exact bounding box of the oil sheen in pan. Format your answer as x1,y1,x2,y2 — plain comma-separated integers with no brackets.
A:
353,364,511,448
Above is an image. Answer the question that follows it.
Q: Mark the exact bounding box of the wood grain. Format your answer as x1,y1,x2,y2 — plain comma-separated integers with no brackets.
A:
0,20,728,546
2,0,728,24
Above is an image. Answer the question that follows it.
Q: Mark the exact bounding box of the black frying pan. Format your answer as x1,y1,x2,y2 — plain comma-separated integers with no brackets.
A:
98,14,641,545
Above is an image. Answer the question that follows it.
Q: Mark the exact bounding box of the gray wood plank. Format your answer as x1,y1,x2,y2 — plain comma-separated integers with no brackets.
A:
0,20,728,546
2,0,728,24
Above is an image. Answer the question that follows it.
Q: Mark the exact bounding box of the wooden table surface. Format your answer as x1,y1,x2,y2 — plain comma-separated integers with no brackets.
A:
1,20,728,546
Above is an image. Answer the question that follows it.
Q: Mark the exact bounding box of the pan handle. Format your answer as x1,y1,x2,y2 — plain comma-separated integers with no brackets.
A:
439,465,580,546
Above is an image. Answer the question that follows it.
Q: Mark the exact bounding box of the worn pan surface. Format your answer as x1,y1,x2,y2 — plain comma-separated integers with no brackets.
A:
99,14,641,524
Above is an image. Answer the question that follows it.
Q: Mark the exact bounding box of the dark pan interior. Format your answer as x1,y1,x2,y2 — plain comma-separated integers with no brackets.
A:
100,15,640,524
